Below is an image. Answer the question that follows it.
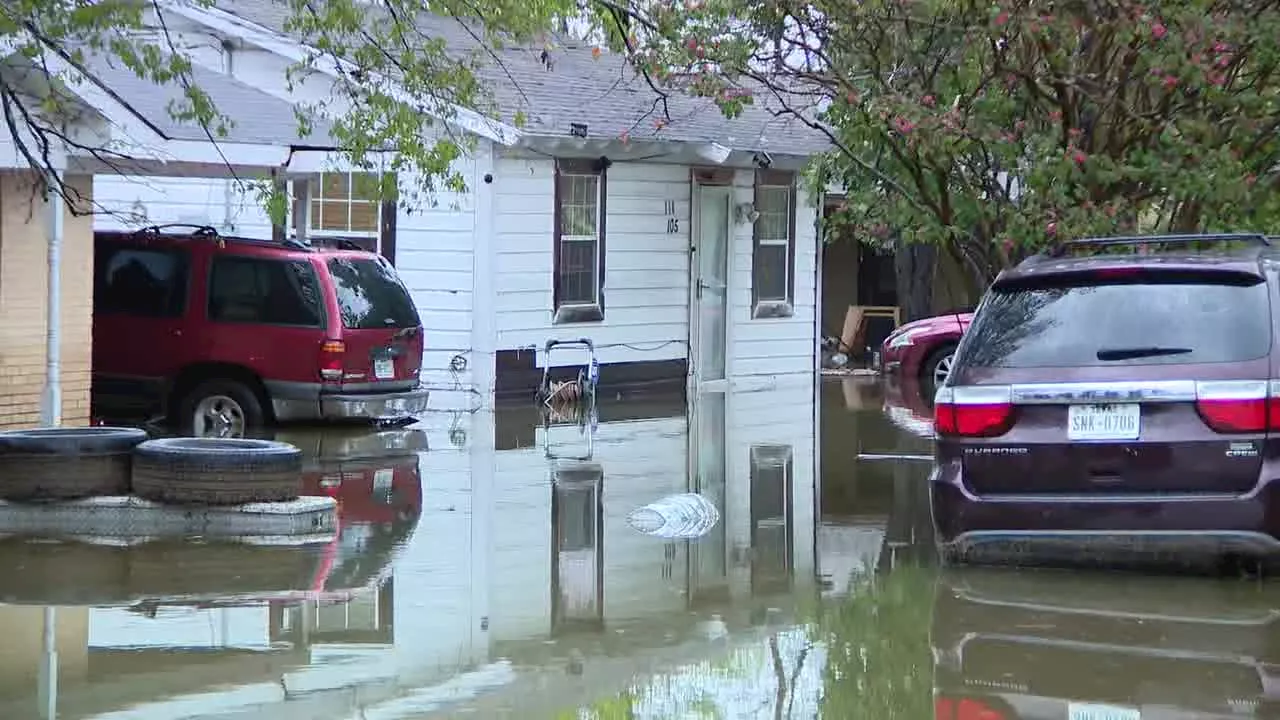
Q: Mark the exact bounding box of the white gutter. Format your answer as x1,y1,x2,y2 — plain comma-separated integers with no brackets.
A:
161,1,523,147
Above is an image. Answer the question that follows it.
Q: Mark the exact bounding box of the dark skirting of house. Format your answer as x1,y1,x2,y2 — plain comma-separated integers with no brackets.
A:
493,349,688,406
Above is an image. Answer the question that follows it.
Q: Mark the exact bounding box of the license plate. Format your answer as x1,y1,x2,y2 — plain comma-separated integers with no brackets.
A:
374,357,395,379
1067,403,1141,441
1068,702,1140,720
372,468,393,494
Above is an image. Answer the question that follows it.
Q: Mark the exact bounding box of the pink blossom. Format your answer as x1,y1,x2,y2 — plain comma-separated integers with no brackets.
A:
922,94,936,107
1163,74,1178,89
1151,22,1167,40
1046,222,1058,236
995,10,1009,26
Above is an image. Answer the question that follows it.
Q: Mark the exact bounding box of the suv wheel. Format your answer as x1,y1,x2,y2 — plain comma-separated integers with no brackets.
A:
177,379,266,438
923,342,958,390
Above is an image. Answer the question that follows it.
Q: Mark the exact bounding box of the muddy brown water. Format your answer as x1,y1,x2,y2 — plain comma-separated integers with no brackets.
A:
0,379,1274,718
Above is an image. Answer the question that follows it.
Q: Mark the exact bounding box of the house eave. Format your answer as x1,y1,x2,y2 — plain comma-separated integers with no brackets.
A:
160,1,523,147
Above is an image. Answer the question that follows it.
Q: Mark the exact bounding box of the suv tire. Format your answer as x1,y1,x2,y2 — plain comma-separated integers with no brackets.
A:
131,437,303,505
176,379,267,438
0,427,149,501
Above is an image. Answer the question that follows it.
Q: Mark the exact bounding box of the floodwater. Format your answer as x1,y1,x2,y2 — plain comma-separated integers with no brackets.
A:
2,377,1277,718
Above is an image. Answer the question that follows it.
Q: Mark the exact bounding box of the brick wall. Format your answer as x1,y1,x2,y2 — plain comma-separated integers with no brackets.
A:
0,171,94,429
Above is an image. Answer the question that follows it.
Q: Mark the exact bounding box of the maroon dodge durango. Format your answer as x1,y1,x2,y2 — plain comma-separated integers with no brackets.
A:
932,233,1280,569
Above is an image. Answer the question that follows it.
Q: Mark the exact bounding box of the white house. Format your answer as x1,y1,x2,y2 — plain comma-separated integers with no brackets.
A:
93,0,835,411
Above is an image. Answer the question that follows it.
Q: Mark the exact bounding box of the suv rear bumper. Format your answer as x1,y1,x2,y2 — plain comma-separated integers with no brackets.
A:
931,463,1280,565
269,382,430,422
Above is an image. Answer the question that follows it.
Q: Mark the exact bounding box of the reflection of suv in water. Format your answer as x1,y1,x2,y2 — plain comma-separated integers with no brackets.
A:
92,225,428,436
934,568,1280,719
933,234,1280,566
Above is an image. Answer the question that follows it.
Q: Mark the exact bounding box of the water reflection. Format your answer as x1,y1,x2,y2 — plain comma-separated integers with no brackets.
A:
0,427,424,719
0,377,968,719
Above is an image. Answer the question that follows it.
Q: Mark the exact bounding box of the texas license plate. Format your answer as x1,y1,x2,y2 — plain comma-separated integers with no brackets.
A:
1068,702,1140,720
374,357,395,379
1067,403,1141,441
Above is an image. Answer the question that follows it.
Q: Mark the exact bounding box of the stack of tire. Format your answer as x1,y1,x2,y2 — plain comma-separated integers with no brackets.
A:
0,429,303,505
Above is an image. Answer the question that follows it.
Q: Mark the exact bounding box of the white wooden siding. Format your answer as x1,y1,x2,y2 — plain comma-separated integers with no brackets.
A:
728,171,820,383
493,153,691,368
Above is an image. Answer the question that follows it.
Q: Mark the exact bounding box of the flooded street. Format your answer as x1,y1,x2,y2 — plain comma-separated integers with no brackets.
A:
0,378,1274,718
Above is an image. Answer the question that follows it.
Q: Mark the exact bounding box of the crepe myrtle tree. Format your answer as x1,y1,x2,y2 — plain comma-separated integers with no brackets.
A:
608,0,1280,294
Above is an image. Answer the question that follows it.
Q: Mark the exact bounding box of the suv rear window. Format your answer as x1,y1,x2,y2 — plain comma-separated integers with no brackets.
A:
962,277,1272,367
327,257,420,329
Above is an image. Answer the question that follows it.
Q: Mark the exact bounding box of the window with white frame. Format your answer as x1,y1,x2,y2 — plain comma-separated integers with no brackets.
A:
553,158,607,323
309,172,382,236
751,170,796,318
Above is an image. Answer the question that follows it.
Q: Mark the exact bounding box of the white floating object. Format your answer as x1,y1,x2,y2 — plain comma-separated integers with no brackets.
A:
626,493,720,540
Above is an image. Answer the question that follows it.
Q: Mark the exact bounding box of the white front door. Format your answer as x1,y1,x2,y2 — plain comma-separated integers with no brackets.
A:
691,185,731,390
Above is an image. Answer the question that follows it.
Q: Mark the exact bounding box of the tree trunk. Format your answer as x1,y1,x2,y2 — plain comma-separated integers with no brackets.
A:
894,242,937,322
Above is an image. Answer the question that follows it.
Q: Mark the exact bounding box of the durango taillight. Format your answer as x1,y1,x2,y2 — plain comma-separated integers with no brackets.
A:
319,339,345,382
934,386,1015,438
1194,380,1279,433
935,695,1007,720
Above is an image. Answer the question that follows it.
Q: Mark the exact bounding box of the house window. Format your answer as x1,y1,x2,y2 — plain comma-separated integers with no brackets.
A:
94,245,190,318
309,172,382,236
553,158,607,324
752,170,797,318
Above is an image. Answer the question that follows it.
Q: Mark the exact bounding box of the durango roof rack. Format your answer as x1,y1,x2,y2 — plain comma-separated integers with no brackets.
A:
1045,233,1270,258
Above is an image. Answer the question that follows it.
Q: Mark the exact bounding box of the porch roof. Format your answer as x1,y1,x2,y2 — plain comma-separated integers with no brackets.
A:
0,42,354,179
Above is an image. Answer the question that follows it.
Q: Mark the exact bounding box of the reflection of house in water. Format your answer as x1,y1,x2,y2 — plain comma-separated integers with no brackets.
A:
0,385,823,718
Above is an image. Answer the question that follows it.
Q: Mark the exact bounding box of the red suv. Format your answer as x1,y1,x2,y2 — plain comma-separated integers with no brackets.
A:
91,225,427,436
933,233,1280,568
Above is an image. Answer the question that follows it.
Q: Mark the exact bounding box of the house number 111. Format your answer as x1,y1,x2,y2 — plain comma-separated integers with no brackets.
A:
664,200,679,234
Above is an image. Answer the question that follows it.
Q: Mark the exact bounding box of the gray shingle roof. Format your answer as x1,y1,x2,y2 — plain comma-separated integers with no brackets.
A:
209,0,833,157
81,47,340,147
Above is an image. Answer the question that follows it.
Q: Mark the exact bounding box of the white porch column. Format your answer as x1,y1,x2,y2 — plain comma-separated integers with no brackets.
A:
39,171,64,427
292,175,311,244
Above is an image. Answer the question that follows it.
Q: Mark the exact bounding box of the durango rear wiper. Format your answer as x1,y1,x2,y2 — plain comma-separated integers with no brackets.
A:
1095,346,1193,361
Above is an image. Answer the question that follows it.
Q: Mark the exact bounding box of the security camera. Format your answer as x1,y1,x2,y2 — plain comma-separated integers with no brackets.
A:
753,151,773,169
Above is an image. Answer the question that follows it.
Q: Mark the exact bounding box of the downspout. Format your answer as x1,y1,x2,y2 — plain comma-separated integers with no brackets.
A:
221,39,235,232
40,171,63,427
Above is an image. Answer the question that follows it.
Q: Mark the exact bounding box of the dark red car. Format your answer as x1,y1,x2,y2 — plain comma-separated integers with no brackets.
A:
879,310,973,389
932,233,1280,568
91,225,428,437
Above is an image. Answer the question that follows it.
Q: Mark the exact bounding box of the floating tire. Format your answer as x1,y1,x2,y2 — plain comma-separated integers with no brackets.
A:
131,438,304,505
0,427,149,501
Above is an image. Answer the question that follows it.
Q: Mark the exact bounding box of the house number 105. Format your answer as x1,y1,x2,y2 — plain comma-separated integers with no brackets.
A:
664,200,679,234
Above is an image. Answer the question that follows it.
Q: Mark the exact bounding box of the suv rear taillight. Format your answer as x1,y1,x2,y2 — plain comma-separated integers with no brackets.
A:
319,339,345,382
934,386,1015,438
1194,380,1277,433
937,380,1280,437
935,695,1006,720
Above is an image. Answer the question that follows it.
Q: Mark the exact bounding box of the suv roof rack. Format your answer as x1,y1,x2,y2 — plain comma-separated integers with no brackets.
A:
133,223,220,237
1045,233,1270,258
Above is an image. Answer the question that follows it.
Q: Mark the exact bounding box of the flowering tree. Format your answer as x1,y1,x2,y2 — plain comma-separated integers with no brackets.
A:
611,0,1280,289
